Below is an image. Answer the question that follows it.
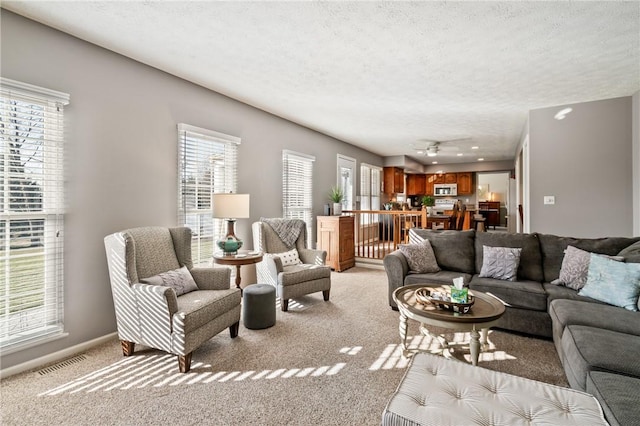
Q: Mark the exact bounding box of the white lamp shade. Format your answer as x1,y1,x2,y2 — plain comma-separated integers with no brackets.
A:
212,193,250,219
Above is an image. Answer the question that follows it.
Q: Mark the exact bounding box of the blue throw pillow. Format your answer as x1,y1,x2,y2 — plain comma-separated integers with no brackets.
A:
579,254,640,311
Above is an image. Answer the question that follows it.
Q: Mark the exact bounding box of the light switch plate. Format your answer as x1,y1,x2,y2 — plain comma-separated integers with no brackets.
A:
544,196,555,205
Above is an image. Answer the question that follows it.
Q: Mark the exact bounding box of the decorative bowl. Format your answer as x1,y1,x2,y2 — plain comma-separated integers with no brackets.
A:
414,287,475,314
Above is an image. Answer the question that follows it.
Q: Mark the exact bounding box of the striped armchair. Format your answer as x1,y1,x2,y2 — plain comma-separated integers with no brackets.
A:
104,227,241,373
252,219,331,311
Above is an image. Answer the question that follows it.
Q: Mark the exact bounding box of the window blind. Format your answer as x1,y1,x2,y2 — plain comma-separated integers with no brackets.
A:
0,78,69,351
282,150,314,241
360,163,382,224
177,124,239,266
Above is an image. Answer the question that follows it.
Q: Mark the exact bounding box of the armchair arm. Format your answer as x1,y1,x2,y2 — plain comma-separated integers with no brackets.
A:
383,250,410,308
298,248,327,265
131,283,177,351
190,267,231,290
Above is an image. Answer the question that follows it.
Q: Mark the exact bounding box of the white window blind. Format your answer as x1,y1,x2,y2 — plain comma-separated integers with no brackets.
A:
178,124,239,266
282,150,314,241
360,163,382,223
0,78,68,351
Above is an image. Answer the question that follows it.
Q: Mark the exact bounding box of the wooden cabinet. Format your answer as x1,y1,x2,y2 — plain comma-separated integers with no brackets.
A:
444,173,457,184
478,201,501,229
383,167,404,194
406,174,425,195
457,172,474,195
432,174,445,184
425,174,436,195
317,215,355,272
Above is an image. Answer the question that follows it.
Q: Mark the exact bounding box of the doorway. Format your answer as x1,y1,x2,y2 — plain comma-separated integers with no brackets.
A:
337,154,356,211
476,171,512,231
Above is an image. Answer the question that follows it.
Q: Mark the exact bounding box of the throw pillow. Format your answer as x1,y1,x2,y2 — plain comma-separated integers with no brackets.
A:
550,245,625,290
579,254,640,311
479,246,522,281
140,265,199,296
273,248,302,266
399,240,440,274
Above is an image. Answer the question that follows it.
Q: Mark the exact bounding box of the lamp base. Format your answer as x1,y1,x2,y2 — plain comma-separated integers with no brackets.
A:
217,219,243,256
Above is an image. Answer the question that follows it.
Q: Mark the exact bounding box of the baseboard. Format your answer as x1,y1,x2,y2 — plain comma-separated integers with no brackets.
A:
0,332,118,379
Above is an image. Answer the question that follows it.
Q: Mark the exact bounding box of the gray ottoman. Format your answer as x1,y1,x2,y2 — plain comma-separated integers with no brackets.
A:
243,284,276,329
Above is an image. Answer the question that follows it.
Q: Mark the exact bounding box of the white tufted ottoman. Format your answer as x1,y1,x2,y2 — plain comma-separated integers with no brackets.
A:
382,353,608,426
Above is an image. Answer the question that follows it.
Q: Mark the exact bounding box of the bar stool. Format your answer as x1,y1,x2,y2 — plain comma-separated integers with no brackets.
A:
473,214,486,232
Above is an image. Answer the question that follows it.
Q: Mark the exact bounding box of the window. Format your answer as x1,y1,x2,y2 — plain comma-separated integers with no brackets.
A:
178,124,239,266
0,78,68,351
360,163,382,223
282,150,314,240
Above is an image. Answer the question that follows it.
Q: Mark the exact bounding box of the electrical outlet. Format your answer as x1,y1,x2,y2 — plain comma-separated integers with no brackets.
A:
544,196,555,205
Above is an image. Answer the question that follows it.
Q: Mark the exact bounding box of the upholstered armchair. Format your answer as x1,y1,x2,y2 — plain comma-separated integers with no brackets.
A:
252,219,331,311
104,227,241,373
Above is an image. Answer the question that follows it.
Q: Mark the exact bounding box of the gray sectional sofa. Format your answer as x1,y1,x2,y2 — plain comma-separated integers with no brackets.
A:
383,228,640,426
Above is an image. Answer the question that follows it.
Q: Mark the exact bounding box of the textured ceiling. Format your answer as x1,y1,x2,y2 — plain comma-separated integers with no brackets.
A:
4,1,639,165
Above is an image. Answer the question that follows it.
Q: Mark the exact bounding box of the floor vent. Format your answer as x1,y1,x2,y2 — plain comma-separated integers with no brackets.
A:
37,354,87,376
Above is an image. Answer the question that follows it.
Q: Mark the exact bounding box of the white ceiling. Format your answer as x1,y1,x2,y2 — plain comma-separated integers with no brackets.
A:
4,1,639,165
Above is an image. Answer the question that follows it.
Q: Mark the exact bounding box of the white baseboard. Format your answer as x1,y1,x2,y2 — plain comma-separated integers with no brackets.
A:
0,332,118,379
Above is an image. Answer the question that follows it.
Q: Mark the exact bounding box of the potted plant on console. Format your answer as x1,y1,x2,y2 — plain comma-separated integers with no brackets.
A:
329,186,344,215
422,195,435,215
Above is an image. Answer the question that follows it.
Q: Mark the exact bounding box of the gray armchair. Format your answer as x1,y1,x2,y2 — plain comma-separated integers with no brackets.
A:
252,219,331,311
104,226,241,373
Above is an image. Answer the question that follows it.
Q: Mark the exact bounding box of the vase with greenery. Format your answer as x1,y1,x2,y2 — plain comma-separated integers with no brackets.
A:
421,195,435,215
329,186,344,215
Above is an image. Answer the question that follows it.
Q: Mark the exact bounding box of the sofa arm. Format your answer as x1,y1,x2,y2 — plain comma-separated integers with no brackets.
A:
383,250,410,308
299,248,327,265
190,267,231,290
131,283,177,350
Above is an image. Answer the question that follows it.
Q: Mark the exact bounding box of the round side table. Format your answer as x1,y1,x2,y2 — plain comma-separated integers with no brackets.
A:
212,251,263,289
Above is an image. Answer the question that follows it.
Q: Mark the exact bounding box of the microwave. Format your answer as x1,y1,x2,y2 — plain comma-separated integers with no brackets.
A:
433,183,457,196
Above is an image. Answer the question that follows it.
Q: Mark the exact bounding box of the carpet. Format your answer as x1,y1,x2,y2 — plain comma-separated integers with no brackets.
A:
0,267,568,425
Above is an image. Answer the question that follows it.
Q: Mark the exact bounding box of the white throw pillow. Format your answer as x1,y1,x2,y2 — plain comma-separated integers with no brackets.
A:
273,248,302,266
479,246,522,281
140,265,199,296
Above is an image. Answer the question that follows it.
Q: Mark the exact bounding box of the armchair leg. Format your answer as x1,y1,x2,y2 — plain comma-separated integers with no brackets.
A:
121,340,135,356
323,290,330,301
281,299,289,312
178,352,192,373
229,321,239,338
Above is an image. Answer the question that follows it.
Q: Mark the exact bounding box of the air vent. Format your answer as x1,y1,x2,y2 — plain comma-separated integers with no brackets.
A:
37,354,87,375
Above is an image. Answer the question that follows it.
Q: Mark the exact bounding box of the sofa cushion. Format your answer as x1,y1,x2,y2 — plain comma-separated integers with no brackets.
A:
469,276,547,311
408,229,475,274
549,299,640,361
478,246,522,281
537,233,640,283
561,325,640,391
399,240,440,273
175,288,241,333
404,271,473,287
544,283,604,308
278,264,331,286
579,254,640,311
475,232,543,282
586,372,640,426
618,240,640,263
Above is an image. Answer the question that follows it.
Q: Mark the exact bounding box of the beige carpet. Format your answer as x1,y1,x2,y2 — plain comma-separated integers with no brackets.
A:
0,267,568,425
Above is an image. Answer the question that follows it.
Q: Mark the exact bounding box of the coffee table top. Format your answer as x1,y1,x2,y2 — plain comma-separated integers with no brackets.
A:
393,284,505,324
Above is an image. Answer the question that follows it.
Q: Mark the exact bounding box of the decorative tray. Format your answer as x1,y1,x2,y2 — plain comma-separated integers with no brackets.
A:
414,287,475,314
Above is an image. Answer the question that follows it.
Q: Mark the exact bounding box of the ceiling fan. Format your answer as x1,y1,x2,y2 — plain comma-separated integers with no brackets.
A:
410,138,471,157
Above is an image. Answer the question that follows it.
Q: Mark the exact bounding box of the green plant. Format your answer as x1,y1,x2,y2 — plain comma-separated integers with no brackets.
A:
421,195,435,207
329,186,344,203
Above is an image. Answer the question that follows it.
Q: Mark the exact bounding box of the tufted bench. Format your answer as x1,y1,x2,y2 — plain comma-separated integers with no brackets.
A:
382,353,607,426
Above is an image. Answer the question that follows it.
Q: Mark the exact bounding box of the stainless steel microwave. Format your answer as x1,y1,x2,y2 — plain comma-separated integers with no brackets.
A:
433,183,457,196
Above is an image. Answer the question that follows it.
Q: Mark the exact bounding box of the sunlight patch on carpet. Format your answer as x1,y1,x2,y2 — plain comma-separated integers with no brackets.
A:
38,355,347,396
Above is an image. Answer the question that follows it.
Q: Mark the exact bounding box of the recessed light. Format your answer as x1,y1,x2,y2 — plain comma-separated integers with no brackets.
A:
478,158,485,161
427,152,437,157
554,107,573,120
431,161,438,164
456,153,463,156
471,146,479,150
417,150,424,154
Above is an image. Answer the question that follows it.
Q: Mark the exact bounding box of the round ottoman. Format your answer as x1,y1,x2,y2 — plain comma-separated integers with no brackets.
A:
242,284,276,330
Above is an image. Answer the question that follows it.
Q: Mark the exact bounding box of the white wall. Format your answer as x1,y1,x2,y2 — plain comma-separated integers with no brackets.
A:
0,11,383,370
529,96,634,237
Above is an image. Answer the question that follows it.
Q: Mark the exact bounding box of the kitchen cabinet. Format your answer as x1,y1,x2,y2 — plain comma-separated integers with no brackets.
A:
425,174,437,196
317,215,355,272
383,167,404,194
444,173,458,184
457,172,474,195
406,174,425,195
433,174,445,184
478,201,501,229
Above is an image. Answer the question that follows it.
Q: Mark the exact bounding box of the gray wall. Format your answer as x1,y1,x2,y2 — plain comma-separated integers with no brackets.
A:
529,96,633,237
633,91,640,235
0,11,382,370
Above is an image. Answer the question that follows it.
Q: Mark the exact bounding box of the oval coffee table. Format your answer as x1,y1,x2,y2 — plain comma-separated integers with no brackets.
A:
392,284,506,366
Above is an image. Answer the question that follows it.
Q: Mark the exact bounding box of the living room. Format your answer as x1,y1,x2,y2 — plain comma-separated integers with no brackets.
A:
1,2,639,425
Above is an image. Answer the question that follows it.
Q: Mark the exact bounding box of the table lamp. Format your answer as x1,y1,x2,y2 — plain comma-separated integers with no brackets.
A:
212,193,250,256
